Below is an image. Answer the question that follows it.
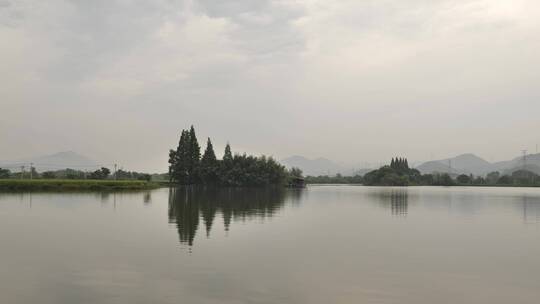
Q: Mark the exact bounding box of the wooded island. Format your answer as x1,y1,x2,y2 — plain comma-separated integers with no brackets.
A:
168,126,300,186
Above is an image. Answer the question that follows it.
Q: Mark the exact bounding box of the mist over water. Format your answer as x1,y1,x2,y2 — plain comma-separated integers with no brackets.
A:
1,186,540,303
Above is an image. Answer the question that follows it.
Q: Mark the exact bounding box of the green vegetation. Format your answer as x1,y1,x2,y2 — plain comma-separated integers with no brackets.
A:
0,166,157,191
114,170,152,181
456,170,540,187
0,168,10,179
305,174,363,184
0,166,153,181
362,157,540,187
0,179,159,191
168,126,297,186
363,157,455,186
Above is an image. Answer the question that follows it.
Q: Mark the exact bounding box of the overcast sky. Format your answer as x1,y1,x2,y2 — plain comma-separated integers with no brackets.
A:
1,0,540,171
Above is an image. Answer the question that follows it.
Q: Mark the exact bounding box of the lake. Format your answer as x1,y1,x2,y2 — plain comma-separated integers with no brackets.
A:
1,186,540,303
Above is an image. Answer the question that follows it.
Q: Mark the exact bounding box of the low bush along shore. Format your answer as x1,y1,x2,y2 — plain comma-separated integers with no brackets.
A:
0,179,159,191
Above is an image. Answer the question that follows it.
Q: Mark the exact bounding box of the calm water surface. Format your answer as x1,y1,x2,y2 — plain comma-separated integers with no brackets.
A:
1,186,540,303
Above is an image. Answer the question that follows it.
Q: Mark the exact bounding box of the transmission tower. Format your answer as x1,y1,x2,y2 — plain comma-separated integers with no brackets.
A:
522,150,528,170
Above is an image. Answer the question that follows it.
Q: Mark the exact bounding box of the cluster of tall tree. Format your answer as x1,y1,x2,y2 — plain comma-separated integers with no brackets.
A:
390,157,409,171
168,126,289,186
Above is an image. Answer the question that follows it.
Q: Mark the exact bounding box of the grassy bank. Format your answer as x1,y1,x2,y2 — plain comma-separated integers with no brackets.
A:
0,179,160,191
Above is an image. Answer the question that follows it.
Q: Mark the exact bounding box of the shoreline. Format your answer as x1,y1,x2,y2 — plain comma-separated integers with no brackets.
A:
0,179,160,191
306,183,540,188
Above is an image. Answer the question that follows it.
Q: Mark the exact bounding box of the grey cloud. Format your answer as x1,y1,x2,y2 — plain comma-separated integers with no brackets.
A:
1,0,540,171
195,0,305,56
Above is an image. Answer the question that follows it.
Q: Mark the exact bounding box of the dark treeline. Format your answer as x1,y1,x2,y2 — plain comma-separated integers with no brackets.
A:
168,186,303,246
0,167,152,181
364,157,540,186
454,170,540,186
168,126,296,186
0,168,10,179
363,157,461,186
114,170,152,181
305,174,363,184
363,157,430,186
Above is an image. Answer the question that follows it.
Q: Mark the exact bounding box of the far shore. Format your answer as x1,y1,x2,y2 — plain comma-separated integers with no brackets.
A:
0,179,160,191
2,179,539,192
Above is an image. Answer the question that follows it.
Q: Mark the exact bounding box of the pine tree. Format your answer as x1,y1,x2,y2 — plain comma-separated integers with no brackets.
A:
391,158,395,169
168,149,177,182
220,143,233,185
174,130,190,184
223,143,233,163
201,138,217,164
201,138,218,184
187,125,201,184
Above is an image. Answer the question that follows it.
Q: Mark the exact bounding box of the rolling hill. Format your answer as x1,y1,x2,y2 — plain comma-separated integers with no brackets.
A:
0,151,99,172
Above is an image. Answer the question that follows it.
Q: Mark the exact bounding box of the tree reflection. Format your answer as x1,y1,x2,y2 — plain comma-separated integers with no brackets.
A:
521,195,540,225
390,190,408,216
143,191,152,204
368,188,409,216
168,187,297,247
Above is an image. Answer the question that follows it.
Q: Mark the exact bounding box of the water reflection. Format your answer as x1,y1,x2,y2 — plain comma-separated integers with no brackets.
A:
368,188,409,216
521,195,540,224
168,187,298,247
97,191,153,207
143,191,152,204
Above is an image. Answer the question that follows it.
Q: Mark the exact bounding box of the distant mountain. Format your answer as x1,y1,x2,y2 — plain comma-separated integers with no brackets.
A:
416,154,492,176
416,160,459,175
416,153,540,176
281,155,346,176
0,151,99,172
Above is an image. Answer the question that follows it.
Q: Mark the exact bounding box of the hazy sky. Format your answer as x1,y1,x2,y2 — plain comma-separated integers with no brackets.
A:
1,0,540,171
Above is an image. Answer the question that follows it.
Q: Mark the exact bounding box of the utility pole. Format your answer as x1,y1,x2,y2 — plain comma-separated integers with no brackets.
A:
30,163,33,180
114,164,118,180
